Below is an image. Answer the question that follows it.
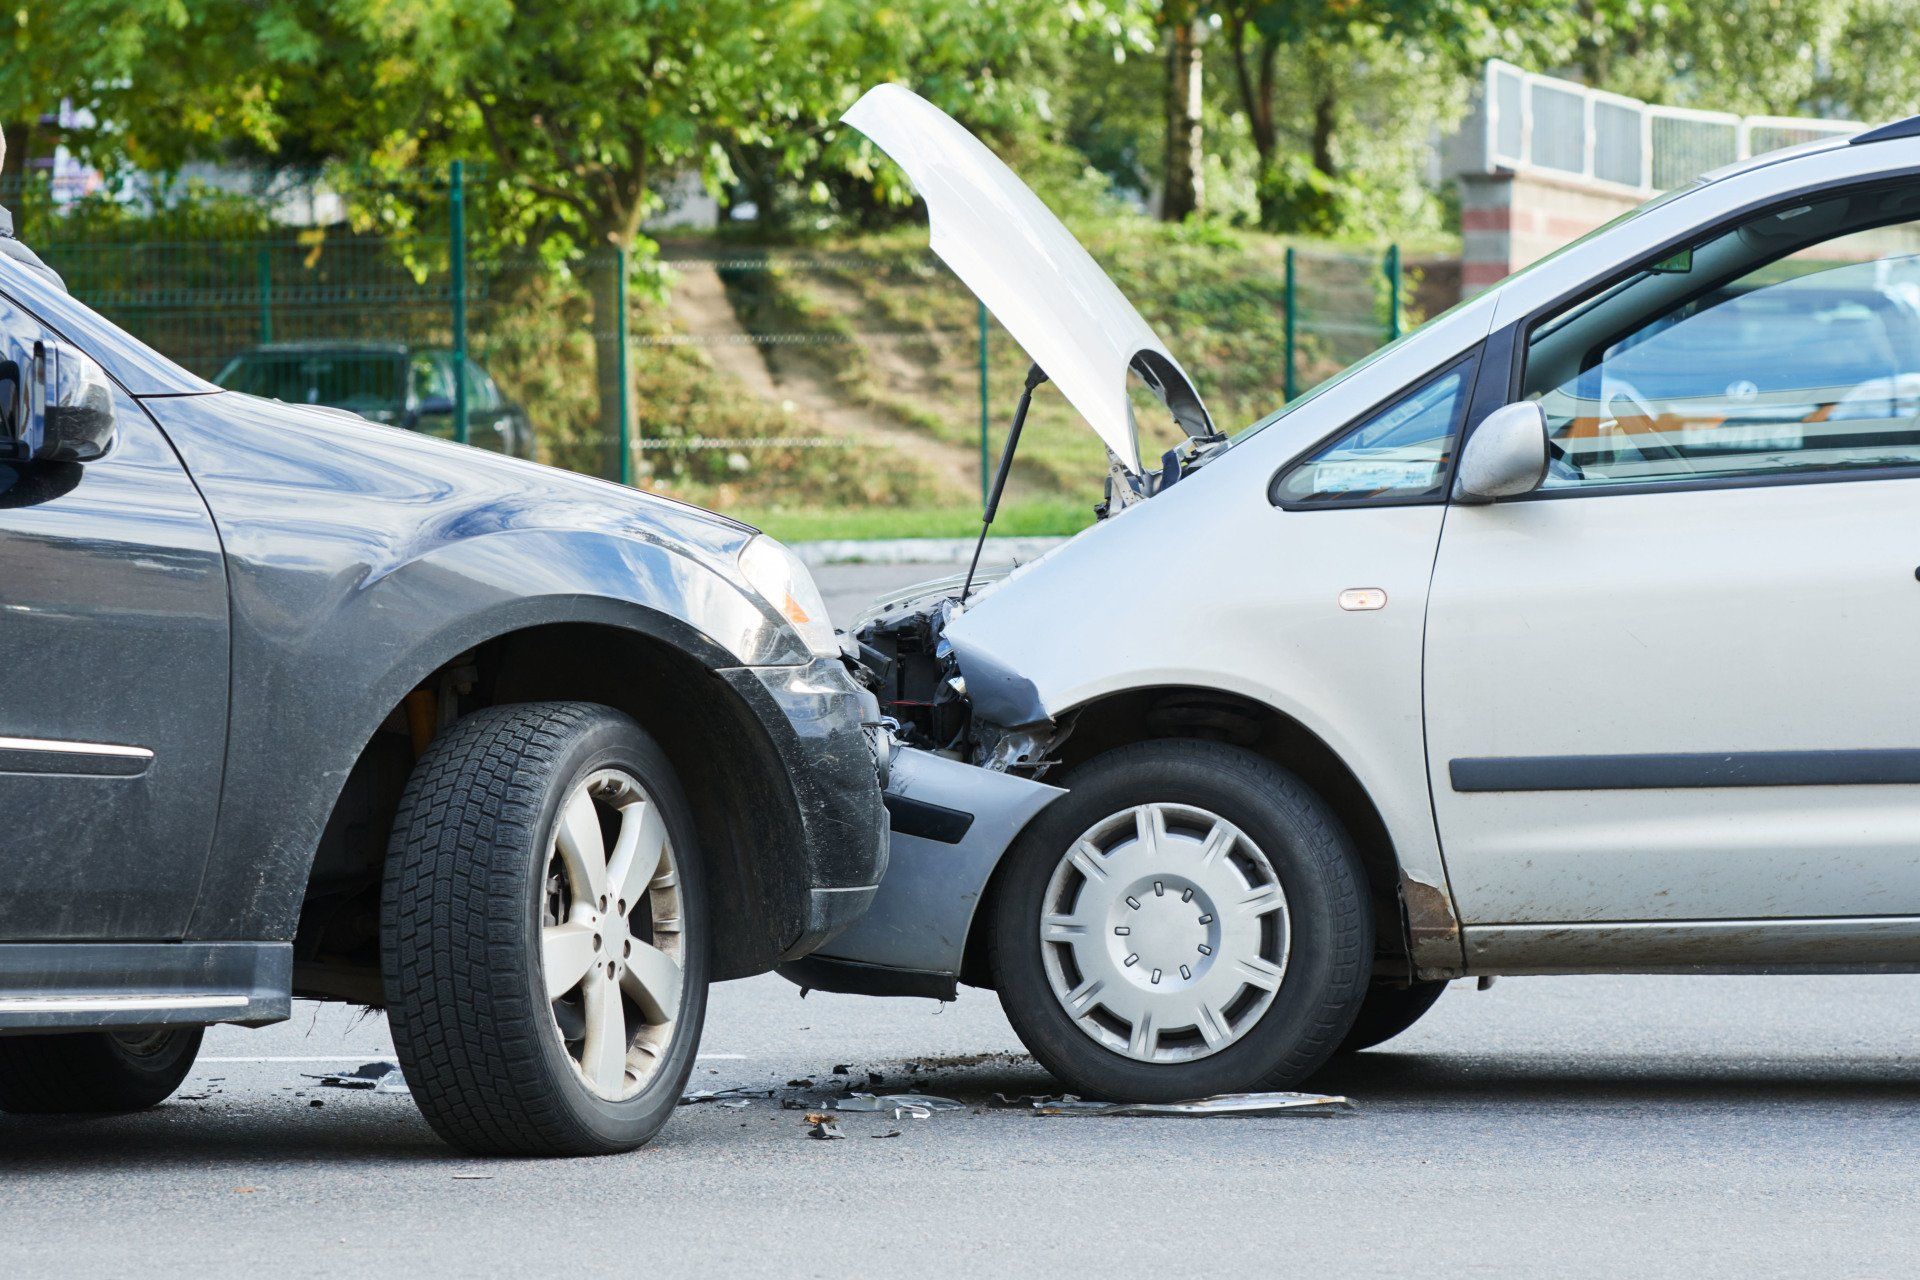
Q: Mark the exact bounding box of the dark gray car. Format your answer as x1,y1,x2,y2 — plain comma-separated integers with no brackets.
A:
0,250,887,1156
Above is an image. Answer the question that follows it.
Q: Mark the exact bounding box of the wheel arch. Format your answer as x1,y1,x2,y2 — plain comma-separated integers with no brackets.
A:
959,684,1457,988
292,613,812,1003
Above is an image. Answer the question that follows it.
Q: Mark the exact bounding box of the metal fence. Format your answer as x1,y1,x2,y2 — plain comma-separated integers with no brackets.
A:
11,164,1411,514
1475,59,1862,195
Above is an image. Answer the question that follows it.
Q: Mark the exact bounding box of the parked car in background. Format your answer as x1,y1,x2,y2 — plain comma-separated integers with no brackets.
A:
791,86,1920,1105
214,340,535,459
0,255,886,1155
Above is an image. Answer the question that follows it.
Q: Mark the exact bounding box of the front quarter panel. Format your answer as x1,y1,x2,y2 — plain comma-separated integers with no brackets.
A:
144,392,801,941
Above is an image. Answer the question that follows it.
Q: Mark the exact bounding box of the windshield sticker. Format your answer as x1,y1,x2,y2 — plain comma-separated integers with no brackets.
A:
1310,458,1439,493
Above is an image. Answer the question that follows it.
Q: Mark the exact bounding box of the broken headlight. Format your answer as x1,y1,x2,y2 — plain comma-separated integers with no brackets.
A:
737,534,839,658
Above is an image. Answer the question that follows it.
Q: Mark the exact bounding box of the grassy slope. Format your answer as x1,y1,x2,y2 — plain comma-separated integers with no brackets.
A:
642,218,1447,535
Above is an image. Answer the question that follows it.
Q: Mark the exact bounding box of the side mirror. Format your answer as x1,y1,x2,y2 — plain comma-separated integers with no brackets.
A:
1454,401,1547,502
0,338,116,464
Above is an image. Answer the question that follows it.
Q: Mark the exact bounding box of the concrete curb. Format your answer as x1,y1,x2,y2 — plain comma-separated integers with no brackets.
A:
790,535,1070,566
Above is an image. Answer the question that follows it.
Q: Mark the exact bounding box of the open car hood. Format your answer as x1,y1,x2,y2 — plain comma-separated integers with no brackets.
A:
843,83,1212,475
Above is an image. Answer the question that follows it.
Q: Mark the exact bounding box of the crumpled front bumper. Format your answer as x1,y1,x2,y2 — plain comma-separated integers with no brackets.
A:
719,657,892,959
778,746,1065,999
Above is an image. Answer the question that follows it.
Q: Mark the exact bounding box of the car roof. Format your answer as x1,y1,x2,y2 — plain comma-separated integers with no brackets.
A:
231,341,419,357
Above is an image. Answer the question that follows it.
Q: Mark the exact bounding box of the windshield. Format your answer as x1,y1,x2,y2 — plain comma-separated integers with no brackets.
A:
215,350,407,415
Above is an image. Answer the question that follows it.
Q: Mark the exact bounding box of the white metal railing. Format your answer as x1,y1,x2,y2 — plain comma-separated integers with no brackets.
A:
1477,60,1863,195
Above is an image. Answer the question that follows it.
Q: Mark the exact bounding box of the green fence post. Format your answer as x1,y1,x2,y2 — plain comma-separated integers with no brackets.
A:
450,159,469,446
977,298,990,507
617,244,632,486
1283,246,1298,403
1384,243,1403,342
255,246,272,344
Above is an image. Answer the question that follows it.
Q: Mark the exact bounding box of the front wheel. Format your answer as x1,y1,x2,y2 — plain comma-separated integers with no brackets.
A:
382,702,708,1156
0,1027,203,1113
991,740,1371,1103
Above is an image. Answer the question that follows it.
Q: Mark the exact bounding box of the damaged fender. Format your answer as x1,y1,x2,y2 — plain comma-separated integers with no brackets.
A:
778,747,1065,1000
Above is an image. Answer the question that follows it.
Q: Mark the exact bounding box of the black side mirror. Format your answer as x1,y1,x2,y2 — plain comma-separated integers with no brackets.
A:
1,338,116,464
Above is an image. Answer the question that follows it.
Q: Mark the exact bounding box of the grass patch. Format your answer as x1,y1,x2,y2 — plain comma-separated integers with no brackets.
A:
726,497,1097,542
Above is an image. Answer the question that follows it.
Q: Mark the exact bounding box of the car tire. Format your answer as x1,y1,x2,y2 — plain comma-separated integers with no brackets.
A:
1336,979,1447,1053
382,701,707,1156
0,1027,203,1114
990,740,1371,1103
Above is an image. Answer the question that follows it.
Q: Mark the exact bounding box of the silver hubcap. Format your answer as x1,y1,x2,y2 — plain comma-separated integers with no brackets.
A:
1040,803,1289,1064
539,768,684,1101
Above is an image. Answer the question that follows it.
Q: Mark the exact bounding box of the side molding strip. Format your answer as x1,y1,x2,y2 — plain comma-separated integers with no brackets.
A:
0,993,249,1014
883,792,975,844
0,735,154,778
1451,748,1920,793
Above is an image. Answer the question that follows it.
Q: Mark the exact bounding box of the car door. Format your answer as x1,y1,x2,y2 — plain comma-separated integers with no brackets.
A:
1426,185,1920,938
0,296,230,940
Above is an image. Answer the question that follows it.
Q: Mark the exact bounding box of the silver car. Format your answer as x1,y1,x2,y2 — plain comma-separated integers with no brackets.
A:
784,88,1920,1102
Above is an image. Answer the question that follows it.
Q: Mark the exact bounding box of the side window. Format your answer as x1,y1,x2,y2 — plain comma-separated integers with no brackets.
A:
410,354,450,404
463,357,500,410
1524,190,1920,489
1273,364,1471,506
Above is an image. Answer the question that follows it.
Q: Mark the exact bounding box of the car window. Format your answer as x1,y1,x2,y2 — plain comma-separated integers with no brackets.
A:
462,358,500,410
1272,364,1471,505
411,354,451,404
215,351,406,415
1523,190,1920,490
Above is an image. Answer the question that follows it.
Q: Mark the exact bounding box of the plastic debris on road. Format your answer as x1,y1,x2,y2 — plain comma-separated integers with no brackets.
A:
804,1113,845,1140
1027,1091,1354,1117
833,1092,965,1120
679,1086,776,1107
304,1062,410,1094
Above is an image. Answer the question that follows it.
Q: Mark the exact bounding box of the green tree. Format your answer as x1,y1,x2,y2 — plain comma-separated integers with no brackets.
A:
0,1,284,183
1562,0,1920,124
1216,0,1515,231
229,0,1127,473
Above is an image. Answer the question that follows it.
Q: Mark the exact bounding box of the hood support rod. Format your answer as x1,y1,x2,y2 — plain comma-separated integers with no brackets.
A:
962,362,1048,606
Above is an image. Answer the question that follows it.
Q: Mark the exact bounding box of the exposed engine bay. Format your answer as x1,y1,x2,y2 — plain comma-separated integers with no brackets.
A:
848,420,1231,780
849,579,1070,779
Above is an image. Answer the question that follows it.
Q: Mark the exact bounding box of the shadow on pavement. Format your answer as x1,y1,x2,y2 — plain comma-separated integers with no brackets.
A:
1312,1049,1920,1108
0,1103,453,1171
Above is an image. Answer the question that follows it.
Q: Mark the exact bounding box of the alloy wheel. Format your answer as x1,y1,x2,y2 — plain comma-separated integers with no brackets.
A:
539,768,685,1100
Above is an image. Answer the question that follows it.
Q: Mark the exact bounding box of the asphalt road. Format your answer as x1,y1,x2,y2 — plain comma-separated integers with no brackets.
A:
5,560,1918,1277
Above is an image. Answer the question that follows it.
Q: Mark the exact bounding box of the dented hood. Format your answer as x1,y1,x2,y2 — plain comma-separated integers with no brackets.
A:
843,83,1211,475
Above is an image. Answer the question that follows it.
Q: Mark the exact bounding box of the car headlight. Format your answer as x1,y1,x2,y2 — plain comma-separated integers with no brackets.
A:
737,534,839,658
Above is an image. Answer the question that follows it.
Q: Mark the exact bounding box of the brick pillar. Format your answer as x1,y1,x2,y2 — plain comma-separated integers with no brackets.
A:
1458,169,1648,299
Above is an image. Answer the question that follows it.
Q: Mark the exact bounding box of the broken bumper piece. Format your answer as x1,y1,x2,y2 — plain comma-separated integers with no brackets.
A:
777,746,1064,1000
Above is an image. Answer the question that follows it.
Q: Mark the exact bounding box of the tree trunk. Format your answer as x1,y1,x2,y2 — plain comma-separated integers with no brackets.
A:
1310,83,1337,179
1161,11,1205,221
1574,0,1608,84
1229,18,1283,228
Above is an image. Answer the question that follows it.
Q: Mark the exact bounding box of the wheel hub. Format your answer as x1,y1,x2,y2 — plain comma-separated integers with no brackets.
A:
1040,802,1290,1064
1105,874,1218,991
538,769,685,1101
